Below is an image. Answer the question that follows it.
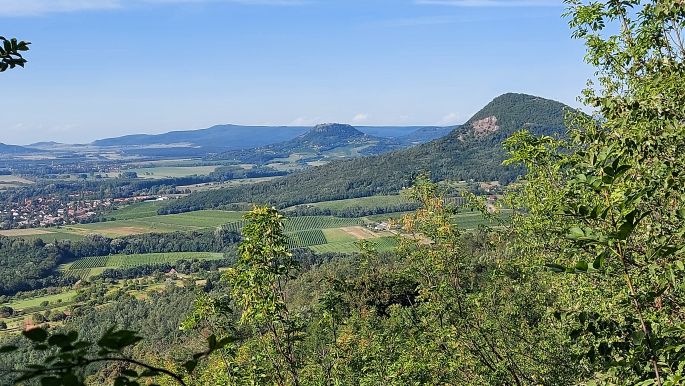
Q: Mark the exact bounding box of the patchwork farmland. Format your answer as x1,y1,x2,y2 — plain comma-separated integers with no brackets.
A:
61,252,226,279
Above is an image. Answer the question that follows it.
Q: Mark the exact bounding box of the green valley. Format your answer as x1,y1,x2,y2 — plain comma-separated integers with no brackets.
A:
3,3,682,385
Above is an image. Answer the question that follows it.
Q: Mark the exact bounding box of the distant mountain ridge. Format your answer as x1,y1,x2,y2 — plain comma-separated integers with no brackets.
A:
0,123,453,160
27,141,63,148
160,92,573,213
0,143,43,154
92,124,311,149
91,123,453,154
208,123,451,163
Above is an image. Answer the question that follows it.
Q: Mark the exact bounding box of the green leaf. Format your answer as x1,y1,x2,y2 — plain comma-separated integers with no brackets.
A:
568,227,585,239
616,221,634,240
215,336,236,350
631,330,645,345
575,260,589,272
545,263,566,273
593,253,605,269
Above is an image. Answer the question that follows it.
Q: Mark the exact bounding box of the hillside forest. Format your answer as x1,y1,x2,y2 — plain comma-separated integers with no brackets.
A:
2,1,685,385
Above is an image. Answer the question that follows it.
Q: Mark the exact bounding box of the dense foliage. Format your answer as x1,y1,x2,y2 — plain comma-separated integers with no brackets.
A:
0,286,223,385
0,229,240,295
0,237,74,295
5,1,685,385
284,201,421,218
503,1,685,383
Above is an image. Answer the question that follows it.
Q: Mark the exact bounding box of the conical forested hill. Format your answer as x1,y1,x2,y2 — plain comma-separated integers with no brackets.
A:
208,123,394,163
160,93,572,213
295,123,367,147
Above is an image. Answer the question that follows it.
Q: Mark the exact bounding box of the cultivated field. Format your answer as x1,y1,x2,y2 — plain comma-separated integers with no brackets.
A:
221,216,362,234
178,176,280,192
64,210,247,237
0,228,87,242
322,226,392,243
6,290,79,311
0,175,34,190
61,252,225,279
310,237,399,254
107,201,167,220
108,165,219,179
0,228,54,237
287,229,327,248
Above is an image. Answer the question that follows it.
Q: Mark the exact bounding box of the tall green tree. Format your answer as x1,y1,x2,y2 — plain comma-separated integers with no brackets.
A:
225,206,303,386
505,0,685,384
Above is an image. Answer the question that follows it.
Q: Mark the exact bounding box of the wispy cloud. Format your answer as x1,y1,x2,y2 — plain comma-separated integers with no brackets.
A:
0,0,120,16
290,116,322,126
352,113,368,124
144,0,306,4
0,0,306,17
416,0,562,7
439,112,460,125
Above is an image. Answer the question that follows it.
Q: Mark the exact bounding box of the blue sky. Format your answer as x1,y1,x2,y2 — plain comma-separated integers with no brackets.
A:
1,0,591,144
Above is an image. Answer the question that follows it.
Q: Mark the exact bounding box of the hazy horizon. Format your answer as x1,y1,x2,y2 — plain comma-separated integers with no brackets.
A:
1,0,590,144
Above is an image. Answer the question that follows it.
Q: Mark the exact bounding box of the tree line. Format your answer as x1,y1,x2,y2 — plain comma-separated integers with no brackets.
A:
0,228,240,295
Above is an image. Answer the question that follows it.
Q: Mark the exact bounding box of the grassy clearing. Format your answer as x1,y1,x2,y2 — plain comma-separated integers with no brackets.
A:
106,166,219,179
310,237,399,254
1,228,86,242
5,290,79,311
0,228,53,237
131,166,219,178
322,228,358,243
0,175,34,190
0,175,34,184
108,201,166,220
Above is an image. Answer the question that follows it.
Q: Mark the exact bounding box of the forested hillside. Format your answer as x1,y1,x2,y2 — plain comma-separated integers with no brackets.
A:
6,2,685,385
161,93,570,212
